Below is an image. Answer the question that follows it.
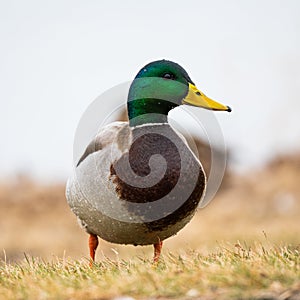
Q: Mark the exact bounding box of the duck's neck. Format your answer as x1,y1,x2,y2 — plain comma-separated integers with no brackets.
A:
127,99,177,127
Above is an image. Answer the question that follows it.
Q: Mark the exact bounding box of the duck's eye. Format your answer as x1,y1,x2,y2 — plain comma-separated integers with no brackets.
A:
163,73,174,80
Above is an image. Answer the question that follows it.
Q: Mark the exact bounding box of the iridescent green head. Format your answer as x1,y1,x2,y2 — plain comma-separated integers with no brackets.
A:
127,60,231,126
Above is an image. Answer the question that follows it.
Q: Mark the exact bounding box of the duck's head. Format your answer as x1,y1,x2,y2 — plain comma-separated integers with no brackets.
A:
127,60,231,126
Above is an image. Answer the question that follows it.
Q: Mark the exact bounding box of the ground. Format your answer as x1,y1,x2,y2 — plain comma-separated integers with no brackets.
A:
0,154,299,299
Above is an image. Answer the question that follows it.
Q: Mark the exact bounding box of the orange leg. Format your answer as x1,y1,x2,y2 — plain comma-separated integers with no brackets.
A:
89,234,99,266
153,241,163,263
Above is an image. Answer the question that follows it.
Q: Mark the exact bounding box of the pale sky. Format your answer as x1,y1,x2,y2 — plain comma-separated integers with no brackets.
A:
1,0,300,181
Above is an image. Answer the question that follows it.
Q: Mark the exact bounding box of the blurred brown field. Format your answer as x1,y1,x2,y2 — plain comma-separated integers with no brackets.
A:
0,153,299,263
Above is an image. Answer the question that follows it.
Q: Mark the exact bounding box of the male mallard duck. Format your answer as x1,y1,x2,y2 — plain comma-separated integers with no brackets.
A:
66,60,231,263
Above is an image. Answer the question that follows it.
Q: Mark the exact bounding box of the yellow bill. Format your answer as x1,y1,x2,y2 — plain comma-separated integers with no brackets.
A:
182,83,231,112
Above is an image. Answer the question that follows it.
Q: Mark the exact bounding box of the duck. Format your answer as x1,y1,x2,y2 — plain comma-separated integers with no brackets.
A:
66,59,231,264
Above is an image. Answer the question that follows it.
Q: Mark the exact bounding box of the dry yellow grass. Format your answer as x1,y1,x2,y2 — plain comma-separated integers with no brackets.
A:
1,244,299,300
0,154,299,299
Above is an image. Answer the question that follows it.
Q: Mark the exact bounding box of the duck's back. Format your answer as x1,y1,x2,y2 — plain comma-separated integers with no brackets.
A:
66,122,206,245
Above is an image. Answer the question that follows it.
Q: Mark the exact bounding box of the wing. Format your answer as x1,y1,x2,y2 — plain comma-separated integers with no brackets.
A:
76,137,102,167
76,121,130,167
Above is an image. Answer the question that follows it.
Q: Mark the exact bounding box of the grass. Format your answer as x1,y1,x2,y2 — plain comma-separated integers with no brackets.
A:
1,242,300,300
1,154,300,299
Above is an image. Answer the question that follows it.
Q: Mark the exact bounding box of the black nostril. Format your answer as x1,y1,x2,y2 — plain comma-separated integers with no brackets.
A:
195,91,201,96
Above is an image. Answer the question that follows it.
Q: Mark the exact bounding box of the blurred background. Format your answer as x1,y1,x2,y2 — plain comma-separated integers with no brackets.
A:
0,0,299,262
